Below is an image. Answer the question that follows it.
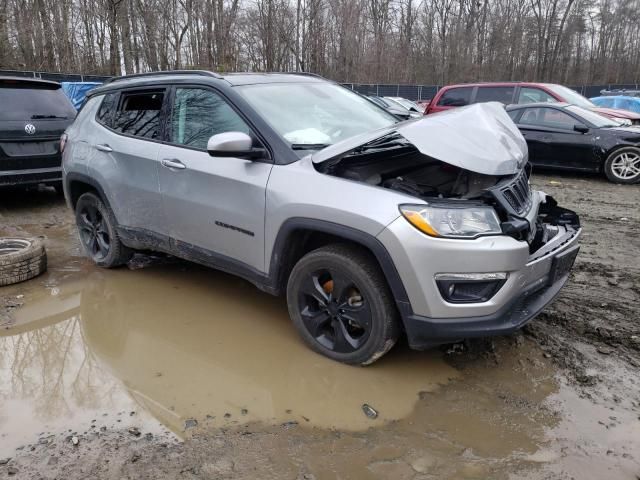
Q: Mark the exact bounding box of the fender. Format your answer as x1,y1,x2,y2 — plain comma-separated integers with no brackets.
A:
64,172,115,212
267,218,411,310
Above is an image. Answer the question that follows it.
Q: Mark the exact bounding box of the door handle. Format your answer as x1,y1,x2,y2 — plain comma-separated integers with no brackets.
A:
94,144,113,152
161,158,186,170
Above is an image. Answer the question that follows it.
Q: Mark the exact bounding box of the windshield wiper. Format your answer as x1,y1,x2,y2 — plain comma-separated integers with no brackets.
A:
31,114,68,119
291,143,331,150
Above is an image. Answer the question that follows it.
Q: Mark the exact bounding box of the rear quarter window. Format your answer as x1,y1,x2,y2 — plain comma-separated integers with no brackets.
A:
437,87,472,107
96,93,118,128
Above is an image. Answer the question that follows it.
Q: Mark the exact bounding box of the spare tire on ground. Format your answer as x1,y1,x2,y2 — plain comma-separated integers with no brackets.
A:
0,237,47,287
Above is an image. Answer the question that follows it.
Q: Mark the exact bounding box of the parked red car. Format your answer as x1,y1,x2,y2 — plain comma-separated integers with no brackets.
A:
425,82,640,125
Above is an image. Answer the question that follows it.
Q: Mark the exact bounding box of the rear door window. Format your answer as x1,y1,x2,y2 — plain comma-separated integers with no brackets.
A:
518,107,578,130
0,84,76,121
437,87,473,107
474,86,515,104
112,90,165,139
507,109,521,122
517,87,556,104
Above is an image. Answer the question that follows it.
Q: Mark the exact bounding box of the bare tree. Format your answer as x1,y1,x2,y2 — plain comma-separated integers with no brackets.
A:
0,0,638,86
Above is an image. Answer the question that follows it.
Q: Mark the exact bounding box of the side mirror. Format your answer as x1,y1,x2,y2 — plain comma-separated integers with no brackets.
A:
207,132,266,160
574,124,589,134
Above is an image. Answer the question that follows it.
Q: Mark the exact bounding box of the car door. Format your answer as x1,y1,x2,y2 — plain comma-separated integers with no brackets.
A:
517,106,594,170
513,107,549,166
90,88,167,231
157,86,273,273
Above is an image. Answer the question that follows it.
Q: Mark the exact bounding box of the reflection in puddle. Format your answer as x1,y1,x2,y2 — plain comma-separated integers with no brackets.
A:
0,284,151,457
81,266,458,431
1,264,456,454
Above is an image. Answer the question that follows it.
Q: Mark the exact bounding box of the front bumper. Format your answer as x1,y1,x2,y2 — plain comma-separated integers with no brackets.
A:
400,250,576,349
378,195,581,349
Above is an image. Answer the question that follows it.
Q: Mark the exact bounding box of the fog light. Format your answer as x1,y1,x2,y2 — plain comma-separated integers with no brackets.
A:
435,273,507,303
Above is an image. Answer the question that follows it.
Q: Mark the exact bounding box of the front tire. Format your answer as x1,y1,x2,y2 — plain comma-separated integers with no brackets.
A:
604,147,640,184
286,244,400,365
75,192,132,268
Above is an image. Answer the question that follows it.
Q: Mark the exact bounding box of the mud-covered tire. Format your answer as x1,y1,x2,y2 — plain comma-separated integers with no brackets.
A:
75,192,132,268
604,147,640,184
286,243,400,365
0,237,47,286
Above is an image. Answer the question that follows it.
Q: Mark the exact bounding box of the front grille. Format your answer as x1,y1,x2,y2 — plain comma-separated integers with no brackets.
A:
497,169,532,216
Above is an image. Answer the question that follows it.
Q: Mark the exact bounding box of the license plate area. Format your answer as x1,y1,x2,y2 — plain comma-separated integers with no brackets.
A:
548,245,579,285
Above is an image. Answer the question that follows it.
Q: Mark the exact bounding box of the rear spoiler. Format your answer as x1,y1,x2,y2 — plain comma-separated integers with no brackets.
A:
0,76,61,89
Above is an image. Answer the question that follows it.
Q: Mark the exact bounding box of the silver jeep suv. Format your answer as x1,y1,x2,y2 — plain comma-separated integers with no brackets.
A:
62,71,581,365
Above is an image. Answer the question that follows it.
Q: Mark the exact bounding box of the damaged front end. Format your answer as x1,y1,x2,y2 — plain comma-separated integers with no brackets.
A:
313,102,580,256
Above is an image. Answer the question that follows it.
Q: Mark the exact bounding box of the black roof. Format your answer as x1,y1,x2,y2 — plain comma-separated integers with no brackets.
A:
0,76,61,88
89,70,327,97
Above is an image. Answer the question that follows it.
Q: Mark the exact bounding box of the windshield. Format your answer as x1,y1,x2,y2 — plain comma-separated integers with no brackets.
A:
546,85,594,108
566,105,621,128
0,86,76,121
237,83,398,148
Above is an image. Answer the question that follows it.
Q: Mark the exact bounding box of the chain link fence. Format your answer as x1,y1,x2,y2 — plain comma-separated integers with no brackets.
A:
0,69,111,83
2,69,637,101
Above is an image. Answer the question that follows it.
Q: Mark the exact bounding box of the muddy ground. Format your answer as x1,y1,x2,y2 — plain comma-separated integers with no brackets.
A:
0,172,638,480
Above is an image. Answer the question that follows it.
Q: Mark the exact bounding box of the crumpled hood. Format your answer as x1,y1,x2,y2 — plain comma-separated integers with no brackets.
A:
312,102,528,176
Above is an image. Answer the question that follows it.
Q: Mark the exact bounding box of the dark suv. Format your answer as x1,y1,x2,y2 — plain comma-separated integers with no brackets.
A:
0,77,76,190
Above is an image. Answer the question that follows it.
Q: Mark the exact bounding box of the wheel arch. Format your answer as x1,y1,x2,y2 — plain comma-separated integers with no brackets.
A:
66,172,115,214
268,218,410,311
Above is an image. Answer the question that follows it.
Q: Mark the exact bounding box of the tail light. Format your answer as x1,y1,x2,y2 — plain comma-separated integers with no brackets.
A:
60,133,68,153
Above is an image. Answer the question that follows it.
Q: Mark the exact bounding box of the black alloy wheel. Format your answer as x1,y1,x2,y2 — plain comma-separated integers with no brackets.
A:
74,192,132,268
78,202,111,261
287,244,400,365
298,268,371,353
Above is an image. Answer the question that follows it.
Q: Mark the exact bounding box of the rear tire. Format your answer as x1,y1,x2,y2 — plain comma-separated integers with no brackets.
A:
604,147,640,184
75,192,132,268
286,244,400,365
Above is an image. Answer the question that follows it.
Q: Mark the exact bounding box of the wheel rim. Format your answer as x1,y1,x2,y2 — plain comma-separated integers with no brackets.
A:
0,238,31,256
611,151,640,180
78,204,110,260
297,268,371,353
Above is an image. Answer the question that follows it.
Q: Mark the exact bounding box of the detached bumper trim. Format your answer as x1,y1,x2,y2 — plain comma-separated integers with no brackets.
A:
401,265,573,350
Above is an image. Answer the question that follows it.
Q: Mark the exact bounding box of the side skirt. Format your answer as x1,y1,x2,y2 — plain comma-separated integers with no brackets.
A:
117,226,276,295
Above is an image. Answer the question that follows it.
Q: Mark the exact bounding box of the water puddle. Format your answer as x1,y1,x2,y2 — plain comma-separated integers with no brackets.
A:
1,259,638,477
1,264,457,455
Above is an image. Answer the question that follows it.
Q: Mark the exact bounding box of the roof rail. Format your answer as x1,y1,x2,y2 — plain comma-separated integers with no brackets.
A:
282,71,326,79
104,70,223,84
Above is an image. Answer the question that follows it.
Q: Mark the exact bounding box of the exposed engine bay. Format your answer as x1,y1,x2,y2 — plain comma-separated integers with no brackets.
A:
314,132,580,254
314,133,502,200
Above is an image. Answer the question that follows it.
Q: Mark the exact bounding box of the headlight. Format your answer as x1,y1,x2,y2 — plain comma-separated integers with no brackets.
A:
400,203,502,238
